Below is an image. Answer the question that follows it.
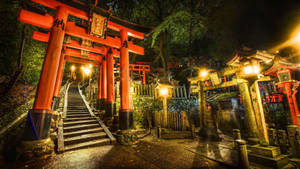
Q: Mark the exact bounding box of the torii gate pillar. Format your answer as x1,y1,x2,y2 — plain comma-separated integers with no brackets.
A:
52,53,66,110
117,30,137,144
100,57,107,109
96,64,102,109
25,7,68,140
104,48,116,122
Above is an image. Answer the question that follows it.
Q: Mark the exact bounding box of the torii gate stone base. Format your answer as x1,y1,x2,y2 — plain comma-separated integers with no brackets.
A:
16,0,151,157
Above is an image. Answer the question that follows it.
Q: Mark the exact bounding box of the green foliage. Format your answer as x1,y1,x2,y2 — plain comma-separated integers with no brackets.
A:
0,1,45,85
20,37,45,84
132,96,161,127
151,10,206,47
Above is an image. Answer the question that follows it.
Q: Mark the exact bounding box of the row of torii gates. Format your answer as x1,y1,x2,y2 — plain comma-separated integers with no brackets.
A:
19,0,152,141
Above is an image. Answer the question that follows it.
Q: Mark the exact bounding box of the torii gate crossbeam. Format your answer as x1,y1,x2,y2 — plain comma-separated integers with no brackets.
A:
19,1,147,146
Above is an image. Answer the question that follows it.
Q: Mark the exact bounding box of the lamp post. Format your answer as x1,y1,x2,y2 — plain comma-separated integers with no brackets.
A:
199,69,208,131
239,61,268,143
158,84,171,128
81,66,85,83
70,65,76,80
81,66,92,100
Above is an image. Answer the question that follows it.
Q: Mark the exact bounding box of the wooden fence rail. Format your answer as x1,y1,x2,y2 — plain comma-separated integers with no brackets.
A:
153,111,190,131
114,83,187,99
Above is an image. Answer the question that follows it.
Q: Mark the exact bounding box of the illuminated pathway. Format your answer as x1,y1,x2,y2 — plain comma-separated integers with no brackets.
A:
7,137,232,169
58,84,115,152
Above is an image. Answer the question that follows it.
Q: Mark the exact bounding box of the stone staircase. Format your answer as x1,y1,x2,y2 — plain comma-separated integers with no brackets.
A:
58,84,115,152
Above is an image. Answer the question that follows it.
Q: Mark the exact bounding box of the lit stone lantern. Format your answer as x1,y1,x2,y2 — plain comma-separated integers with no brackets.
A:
156,83,172,128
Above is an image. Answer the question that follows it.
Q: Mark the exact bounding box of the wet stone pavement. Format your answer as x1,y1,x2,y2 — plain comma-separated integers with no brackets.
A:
5,136,233,169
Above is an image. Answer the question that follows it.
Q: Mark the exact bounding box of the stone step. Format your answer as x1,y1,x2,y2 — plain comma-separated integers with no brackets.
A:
64,138,111,152
64,128,104,138
67,112,90,115
67,114,91,118
64,119,98,127
64,132,107,145
67,108,88,110
64,123,100,132
64,117,94,122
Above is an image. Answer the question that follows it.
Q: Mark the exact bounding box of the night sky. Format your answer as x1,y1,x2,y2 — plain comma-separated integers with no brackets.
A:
232,0,300,50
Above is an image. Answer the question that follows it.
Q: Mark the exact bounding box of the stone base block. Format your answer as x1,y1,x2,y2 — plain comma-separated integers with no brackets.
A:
116,130,138,145
250,145,281,158
119,109,133,130
18,137,54,161
104,102,116,118
96,99,106,110
290,158,300,168
247,137,260,145
248,145,289,169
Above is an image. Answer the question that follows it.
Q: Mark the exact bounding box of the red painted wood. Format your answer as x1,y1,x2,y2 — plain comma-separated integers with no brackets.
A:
120,30,130,111
19,9,144,55
97,64,102,99
31,0,144,39
32,31,50,42
53,53,65,97
64,55,100,66
116,63,150,71
106,48,114,103
101,55,107,100
64,48,102,61
19,9,53,29
33,7,68,110
32,31,121,57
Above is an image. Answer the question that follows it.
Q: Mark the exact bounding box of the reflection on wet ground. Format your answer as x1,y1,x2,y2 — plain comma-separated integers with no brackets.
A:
4,135,235,169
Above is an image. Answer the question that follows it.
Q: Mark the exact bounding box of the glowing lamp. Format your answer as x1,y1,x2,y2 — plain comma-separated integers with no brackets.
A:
83,67,91,76
159,88,168,97
199,69,208,78
70,65,76,71
243,64,260,75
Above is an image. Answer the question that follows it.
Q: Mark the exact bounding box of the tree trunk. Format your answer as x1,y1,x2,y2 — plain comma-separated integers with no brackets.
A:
1,26,25,97
159,33,168,81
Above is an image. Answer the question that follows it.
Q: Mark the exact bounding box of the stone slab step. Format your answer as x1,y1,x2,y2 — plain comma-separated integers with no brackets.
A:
64,132,107,145
67,109,88,111
64,117,94,122
67,111,89,114
67,112,90,115
64,119,98,127
64,123,100,132
64,138,111,152
64,128,104,138
66,114,91,118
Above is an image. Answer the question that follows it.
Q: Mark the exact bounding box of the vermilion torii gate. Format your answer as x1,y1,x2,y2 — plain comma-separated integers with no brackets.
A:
18,0,151,143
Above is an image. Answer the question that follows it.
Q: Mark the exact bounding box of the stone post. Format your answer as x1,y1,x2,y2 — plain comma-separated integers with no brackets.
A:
277,130,288,154
198,80,206,132
249,80,269,143
233,129,241,148
236,139,250,169
287,125,300,158
238,80,259,144
267,128,277,146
